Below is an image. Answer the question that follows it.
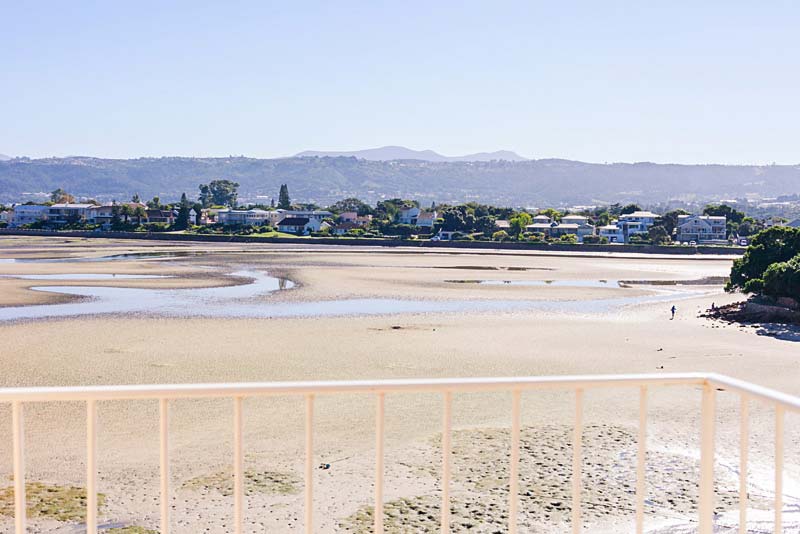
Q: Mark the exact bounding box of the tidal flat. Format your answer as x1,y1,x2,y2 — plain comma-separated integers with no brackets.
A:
0,237,797,533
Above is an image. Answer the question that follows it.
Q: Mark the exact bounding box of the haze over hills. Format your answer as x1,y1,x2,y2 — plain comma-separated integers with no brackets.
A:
1,155,799,207
0,154,11,161
295,146,528,162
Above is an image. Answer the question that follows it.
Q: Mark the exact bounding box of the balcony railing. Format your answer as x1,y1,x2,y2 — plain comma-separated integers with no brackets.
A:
1,372,798,534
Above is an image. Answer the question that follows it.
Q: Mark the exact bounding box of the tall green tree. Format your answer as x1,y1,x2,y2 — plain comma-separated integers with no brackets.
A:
199,180,239,207
704,203,745,236
119,204,133,223
199,184,211,207
620,204,642,215
132,205,147,225
440,206,477,232
703,204,745,224
132,193,141,203
175,193,191,230
648,225,671,245
509,212,532,236
50,188,75,203
662,209,690,234
327,197,372,215
192,203,203,225
536,208,562,222
278,184,291,209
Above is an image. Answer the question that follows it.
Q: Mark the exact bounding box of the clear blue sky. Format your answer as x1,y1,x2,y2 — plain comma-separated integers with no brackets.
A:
2,1,798,163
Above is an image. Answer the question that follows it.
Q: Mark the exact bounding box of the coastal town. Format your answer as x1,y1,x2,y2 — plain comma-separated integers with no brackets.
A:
2,182,799,247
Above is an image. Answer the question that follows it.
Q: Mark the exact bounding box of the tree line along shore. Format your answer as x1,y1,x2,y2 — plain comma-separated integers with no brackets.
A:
2,182,797,248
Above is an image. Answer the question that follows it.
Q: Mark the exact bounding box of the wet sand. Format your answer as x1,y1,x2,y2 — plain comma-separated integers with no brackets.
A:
0,237,797,533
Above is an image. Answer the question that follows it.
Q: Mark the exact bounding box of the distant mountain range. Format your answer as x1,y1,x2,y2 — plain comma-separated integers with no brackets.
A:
0,154,11,161
1,155,799,207
295,146,528,162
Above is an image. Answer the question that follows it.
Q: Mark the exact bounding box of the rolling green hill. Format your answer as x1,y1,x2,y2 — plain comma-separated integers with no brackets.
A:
1,156,798,206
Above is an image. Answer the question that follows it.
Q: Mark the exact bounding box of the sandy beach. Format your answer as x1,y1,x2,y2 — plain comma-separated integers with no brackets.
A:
0,237,797,533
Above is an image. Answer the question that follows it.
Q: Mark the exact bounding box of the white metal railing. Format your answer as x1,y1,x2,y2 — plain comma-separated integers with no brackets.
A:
1,372,798,534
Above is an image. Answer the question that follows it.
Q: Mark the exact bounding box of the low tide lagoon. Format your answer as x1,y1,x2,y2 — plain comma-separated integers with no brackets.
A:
0,273,171,280
0,269,714,322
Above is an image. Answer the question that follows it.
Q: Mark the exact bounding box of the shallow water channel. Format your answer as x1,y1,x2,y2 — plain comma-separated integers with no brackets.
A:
0,269,717,322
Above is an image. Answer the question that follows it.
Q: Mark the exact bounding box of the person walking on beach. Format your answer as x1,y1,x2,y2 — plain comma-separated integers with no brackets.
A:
670,305,676,320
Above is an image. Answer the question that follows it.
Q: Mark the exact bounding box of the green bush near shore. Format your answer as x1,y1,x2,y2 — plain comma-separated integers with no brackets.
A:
762,253,800,300
728,226,800,298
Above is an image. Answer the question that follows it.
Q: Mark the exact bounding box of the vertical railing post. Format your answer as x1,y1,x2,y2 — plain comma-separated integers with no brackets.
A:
441,391,452,534
635,386,647,534
159,398,170,534
739,394,748,534
775,405,784,532
233,397,244,534
509,390,521,534
12,401,26,534
304,394,314,534
699,383,716,534
375,393,385,534
571,389,583,534
86,400,98,534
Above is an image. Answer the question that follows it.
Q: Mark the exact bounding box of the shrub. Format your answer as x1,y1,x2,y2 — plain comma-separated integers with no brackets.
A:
559,234,578,244
728,227,800,293
492,230,509,241
762,253,800,300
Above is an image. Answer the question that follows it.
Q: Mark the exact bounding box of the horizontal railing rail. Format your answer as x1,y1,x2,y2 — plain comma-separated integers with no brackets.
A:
2,372,796,534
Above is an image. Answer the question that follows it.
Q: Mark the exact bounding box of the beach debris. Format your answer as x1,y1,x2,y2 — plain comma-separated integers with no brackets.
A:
319,463,331,470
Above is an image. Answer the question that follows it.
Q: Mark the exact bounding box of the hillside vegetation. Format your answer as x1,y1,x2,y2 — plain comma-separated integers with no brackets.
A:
2,156,799,206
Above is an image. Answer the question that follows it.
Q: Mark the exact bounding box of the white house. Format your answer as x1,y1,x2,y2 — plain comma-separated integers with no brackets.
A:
283,210,332,222
271,209,333,227
277,217,316,235
598,223,625,243
397,206,421,225
47,203,96,226
87,204,115,227
675,215,727,244
618,211,658,240
9,204,50,227
526,215,554,236
217,209,271,226
415,210,437,229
